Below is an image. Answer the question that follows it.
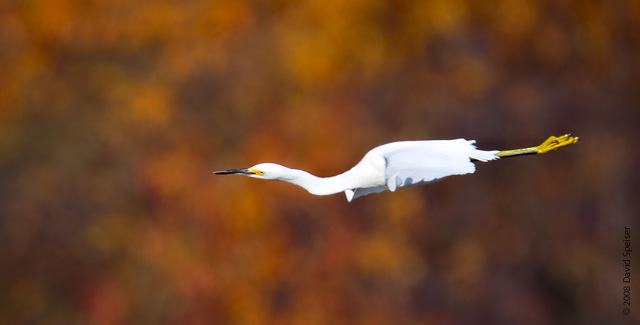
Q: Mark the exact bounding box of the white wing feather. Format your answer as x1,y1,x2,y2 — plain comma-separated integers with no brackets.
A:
383,139,498,191
346,185,388,202
342,139,498,200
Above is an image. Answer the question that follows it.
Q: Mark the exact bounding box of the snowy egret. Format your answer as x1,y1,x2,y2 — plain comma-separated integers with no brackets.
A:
215,134,578,201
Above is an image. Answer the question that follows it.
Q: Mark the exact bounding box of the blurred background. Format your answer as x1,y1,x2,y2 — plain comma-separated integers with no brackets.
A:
1,0,638,324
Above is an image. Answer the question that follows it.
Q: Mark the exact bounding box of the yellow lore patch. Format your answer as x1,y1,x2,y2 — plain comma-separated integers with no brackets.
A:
250,168,264,176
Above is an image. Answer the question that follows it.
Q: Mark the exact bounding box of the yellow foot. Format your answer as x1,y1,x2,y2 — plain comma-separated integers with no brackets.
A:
535,134,579,154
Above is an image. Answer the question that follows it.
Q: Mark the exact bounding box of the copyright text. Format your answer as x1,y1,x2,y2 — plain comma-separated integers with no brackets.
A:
623,226,631,315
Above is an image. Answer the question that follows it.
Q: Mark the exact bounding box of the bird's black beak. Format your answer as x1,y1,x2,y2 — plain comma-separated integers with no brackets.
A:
213,168,255,175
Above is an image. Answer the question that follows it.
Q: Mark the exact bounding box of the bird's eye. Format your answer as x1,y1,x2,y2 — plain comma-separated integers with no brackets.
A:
258,171,265,175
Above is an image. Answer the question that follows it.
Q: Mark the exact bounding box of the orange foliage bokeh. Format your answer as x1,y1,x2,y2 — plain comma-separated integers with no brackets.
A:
0,0,638,323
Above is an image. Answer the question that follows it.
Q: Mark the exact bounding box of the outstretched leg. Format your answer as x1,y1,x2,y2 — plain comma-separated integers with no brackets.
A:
495,134,579,158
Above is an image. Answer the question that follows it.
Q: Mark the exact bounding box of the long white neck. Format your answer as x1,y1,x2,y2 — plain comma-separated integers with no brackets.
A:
281,168,360,196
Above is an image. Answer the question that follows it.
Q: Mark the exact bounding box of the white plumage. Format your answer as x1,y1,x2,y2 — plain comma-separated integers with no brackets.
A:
216,134,578,201
215,139,498,201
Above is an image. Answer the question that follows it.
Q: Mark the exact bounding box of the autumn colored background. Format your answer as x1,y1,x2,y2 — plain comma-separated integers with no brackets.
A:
1,0,638,324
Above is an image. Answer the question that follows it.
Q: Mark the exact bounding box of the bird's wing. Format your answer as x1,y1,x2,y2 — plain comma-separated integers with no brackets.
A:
345,186,388,202
383,139,497,191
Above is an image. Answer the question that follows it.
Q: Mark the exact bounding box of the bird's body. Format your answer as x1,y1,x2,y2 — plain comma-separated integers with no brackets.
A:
215,134,578,201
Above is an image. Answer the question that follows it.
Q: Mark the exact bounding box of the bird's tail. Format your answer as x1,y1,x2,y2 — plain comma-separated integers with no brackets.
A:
467,140,500,162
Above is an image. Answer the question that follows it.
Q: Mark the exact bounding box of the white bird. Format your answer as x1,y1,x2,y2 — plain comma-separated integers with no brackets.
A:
215,134,578,201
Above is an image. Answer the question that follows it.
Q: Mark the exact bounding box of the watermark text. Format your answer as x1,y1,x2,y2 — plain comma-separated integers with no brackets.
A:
623,226,631,315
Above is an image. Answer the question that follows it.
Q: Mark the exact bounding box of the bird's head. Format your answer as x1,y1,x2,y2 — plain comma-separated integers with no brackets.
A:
214,163,291,180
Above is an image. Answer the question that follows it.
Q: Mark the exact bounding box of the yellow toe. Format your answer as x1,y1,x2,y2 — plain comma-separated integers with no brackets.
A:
536,134,579,154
